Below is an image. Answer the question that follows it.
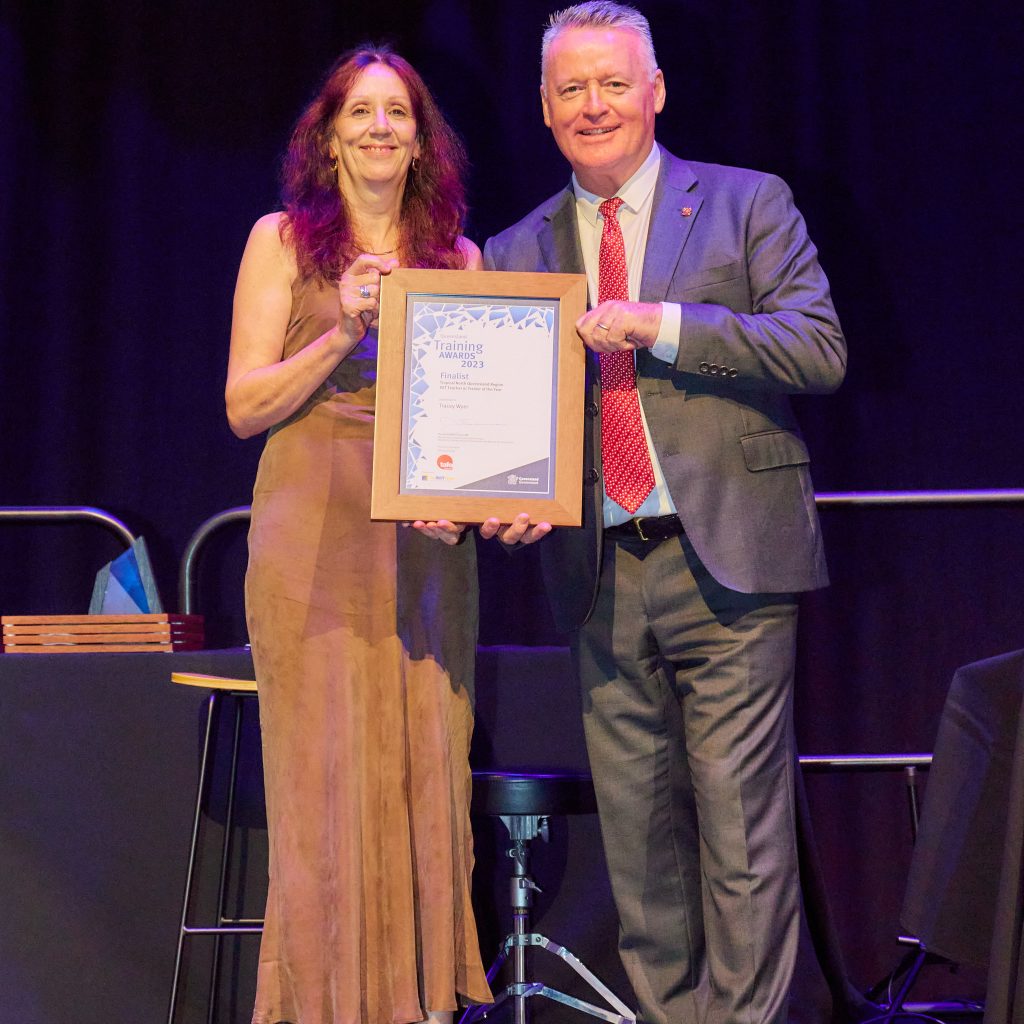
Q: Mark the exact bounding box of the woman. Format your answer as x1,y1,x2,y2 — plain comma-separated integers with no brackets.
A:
226,46,491,1024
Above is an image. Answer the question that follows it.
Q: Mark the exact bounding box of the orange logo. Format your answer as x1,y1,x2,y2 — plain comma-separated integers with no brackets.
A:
436,454,453,470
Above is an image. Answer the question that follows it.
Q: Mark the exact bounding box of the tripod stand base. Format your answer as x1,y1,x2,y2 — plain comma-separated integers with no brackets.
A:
865,939,985,1022
459,933,635,1024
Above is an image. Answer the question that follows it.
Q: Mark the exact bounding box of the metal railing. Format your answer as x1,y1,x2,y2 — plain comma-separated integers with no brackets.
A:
799,753,932,770
178,506,251,615
815,488,1024,507
800,753,932,838
0,505,136,550
177,488,1024,615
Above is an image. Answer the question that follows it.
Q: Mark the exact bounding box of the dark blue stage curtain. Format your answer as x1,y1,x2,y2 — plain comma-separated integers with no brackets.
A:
0,1,1020,1020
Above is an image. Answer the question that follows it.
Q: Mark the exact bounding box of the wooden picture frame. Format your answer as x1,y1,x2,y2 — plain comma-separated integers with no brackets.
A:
371,268,588,526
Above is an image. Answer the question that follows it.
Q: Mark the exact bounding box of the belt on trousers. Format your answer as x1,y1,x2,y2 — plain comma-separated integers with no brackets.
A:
603,513,685,543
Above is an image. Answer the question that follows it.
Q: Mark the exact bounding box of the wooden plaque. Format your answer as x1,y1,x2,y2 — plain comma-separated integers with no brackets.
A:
371,268,587,526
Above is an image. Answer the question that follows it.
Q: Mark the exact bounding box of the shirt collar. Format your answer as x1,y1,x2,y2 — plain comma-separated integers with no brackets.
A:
572,144,661,226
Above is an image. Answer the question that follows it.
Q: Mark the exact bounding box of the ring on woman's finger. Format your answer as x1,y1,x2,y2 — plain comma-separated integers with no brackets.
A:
596,322,610,331
358,284,371,299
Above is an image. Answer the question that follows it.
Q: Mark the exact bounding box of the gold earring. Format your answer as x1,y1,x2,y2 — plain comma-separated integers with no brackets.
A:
329,155,338,173
411,156,420,172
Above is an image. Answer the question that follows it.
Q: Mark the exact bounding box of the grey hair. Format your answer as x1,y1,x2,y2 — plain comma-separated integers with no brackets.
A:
541,2,658,82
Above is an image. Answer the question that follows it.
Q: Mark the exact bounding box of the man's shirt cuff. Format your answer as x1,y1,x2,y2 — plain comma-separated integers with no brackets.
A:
651,302,681,363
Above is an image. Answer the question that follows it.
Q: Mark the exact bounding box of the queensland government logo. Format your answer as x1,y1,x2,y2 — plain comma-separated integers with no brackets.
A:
507,473,540,487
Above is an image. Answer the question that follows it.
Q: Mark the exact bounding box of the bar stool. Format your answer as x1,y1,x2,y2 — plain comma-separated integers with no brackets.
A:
167,672,264,1024
461,771,635,1024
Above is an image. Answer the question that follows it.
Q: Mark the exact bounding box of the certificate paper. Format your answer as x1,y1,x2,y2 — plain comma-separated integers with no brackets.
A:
371,268,587,526
401,296,558,498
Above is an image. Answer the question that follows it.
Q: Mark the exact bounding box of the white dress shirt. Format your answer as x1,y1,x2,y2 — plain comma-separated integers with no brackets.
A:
572,144,680,526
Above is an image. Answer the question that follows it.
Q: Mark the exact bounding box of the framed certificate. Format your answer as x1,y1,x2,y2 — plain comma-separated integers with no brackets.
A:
371,268,588,526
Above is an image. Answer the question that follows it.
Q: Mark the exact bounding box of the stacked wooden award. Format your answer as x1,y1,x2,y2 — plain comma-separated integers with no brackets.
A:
1,613,205,653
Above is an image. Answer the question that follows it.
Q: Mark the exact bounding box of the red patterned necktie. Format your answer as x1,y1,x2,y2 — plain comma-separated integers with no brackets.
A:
597,197,655,514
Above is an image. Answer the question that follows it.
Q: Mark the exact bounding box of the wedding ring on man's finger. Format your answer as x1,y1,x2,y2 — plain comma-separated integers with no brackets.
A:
596,322,610,331
359,284,371,299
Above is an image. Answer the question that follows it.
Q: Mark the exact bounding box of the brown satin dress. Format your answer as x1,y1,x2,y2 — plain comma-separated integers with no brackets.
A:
245,273,492,1024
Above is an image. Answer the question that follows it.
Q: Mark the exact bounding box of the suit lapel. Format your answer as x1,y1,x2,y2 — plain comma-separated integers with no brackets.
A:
539,185,599,384
538,187,585,275
539,184,602,538
640,146,702,303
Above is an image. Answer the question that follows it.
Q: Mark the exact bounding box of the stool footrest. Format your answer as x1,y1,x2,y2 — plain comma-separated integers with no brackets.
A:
182,925,264,935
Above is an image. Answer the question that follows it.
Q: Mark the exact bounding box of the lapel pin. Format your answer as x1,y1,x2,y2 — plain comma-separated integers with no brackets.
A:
681,206,693,217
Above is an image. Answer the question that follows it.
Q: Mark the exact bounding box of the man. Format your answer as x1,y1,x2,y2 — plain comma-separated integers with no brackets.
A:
480,3,846,1023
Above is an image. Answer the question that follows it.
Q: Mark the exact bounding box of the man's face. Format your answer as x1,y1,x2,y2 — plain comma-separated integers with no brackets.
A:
541,26,665,196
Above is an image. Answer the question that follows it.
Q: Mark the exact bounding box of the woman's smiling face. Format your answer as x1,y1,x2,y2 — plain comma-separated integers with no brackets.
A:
329,63,421,193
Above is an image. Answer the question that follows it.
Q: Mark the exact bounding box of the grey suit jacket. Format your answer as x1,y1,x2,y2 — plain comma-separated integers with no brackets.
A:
484,146,846,632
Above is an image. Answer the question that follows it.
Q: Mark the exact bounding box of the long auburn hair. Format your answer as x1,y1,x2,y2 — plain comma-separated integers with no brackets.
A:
280,46,469,282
